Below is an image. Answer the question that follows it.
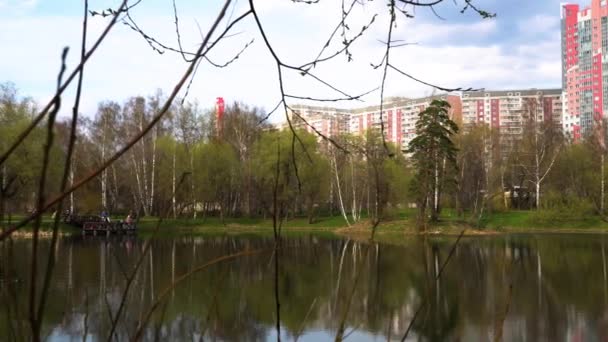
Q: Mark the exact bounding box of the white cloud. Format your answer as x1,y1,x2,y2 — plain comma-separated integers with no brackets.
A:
0,2,560,124
0,0,37,12
518,14,559,34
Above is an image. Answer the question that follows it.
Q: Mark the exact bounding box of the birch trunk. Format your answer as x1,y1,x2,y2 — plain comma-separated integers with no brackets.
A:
69,164,74,213
602,154,605,215
434,157,439,217
190,152,197,219
111,164,119,209
172,142,177,219
149,126,157,215
535,136,541,210
350,156,358,222
139,115,150,216
130,153,145,213
101,131,107,210
332,152,350,227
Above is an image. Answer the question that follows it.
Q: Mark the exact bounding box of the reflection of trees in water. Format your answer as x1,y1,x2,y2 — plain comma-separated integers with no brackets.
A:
1,234,608,340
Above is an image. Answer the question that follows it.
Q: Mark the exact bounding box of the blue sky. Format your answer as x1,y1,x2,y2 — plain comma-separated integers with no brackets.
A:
0,0,579,121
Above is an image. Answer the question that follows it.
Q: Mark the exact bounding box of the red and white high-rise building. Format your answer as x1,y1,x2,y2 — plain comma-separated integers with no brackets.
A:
561,1,608,139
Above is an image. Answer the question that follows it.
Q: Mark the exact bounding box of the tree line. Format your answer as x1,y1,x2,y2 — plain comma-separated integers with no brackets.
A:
1,82,607,229
0,83,409,225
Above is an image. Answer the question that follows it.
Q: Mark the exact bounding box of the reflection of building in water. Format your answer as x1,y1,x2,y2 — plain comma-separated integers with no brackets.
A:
4,235,607,340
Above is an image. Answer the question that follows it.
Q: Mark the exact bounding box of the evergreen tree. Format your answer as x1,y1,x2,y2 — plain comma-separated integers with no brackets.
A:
407,99,459,231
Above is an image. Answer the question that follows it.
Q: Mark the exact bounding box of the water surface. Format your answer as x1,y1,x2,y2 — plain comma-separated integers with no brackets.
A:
1,232,607,341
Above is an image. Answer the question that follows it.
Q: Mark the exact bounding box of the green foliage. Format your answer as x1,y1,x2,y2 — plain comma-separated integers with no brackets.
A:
0,82,63,217
250,129,330,221
195,140,240,204
407,99,459,228
528,191,596,226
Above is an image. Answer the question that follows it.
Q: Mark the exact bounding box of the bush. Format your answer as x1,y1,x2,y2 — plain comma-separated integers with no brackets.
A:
528,193,595,226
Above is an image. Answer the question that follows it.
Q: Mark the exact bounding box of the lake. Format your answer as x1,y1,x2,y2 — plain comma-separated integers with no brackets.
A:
1,233,607,341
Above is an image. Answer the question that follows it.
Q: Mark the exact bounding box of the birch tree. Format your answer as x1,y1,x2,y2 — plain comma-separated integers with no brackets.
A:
519,99,563,210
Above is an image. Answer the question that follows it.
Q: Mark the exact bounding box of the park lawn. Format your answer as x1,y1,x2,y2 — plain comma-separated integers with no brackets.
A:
472,210,608,231
137,215,352,233
137,209,608,234
7,209,608,239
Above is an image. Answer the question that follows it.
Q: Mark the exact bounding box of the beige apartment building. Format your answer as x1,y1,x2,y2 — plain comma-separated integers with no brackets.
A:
286,95,462,151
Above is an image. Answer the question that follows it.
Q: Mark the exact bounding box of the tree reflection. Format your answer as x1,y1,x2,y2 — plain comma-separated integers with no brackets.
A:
1,234,608,341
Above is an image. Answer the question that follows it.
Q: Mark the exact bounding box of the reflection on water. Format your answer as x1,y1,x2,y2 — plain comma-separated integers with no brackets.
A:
1,233,608,341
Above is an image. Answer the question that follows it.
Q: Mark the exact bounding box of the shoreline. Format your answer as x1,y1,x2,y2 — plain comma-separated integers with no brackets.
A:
4,216,608,240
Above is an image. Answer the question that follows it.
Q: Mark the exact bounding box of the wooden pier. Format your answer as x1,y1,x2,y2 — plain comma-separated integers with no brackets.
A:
63,214,137,235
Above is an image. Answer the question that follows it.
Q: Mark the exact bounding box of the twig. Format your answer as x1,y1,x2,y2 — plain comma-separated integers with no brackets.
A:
258,99,284,125
37,0,89,328
293,298,318,342
131,248,268,341
0,0,129,168
107,173,190,341
388,64,482,92
377,0,396,154
0,1,249,241
400,228,466,341
28,47,68,341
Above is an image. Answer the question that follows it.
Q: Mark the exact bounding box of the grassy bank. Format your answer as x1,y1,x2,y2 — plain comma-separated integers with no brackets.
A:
5,209,608,239
136,209,608,236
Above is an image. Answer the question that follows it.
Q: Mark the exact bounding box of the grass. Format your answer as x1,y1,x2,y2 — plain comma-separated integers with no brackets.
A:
127,209,608,234
6,208,608,239
137,215,351,233
479,210,608,231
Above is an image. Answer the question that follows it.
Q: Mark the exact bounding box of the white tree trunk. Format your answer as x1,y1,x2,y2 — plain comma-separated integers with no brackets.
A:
602,154,605,214
150,126,157,215
350,156,358,222
111,164,119,207
101,132,107,210
130,153,145,213
190,152,197,219
136,112,150,215
434,157,439,215
172,142,177,219
332,152,350,227
69,164,74,213
536,181,540,210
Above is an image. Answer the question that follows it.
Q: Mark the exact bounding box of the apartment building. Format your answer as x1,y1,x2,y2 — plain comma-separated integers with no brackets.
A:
348,95,461,150
286,105,351,138
561,1,608,139
286,95,462,151
461,89,563,131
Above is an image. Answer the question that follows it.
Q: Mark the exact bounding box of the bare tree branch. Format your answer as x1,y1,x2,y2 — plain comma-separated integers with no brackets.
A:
0,0,129,168
0,0,244,241
28,46,69,341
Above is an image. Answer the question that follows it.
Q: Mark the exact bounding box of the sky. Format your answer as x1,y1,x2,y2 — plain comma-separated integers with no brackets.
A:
0,0,585,122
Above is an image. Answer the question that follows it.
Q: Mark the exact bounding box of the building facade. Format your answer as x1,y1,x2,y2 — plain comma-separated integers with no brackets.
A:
287,95,462,151
461,89,563,154
286,105,351,138
461,89,563,131
347,95,461,150
561,1,608,139
284,89,568,154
